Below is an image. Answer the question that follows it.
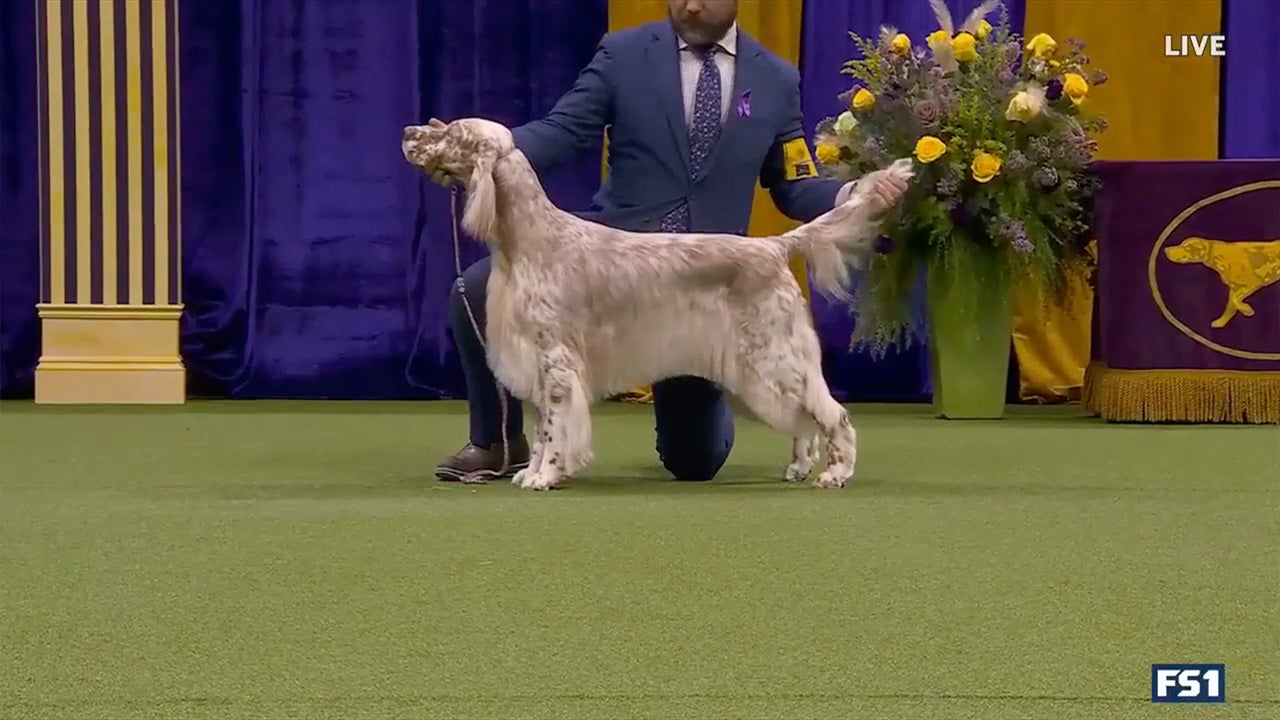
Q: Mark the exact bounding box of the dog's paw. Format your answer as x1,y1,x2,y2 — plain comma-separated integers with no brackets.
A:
516,470,560,491
511,467,532,486
813,470,851,489
783,462,812,482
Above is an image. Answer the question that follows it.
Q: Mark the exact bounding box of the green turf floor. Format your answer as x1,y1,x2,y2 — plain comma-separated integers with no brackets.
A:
1,401,1277,719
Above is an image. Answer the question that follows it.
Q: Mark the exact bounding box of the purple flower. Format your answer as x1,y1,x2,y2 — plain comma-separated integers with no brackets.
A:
1045,78,1064,101
948,202,973,226
998,69,1016,85
1090,70,1108,86
1034,166,1060,188
935,173,959,197
861,137,883,158
873,235,896,254
1029,137,1054,162
914,100,941,129
1006,150,1032,173
994,216,1034,254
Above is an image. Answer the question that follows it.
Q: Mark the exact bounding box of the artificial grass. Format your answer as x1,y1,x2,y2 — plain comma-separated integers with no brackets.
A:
0,400,1277,720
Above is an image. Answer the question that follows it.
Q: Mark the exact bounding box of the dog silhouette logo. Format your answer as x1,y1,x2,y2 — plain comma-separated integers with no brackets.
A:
1163,236,1280,328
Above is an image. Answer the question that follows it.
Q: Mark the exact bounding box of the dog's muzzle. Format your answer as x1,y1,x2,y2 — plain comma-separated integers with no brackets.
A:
402,126,430,167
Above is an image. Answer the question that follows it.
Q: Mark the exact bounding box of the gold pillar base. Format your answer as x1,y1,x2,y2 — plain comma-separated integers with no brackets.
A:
34,304,186,404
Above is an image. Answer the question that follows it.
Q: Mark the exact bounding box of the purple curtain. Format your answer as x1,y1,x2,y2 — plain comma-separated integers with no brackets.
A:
0,0,41,398
177,0,606,399
1221,0,1280,158
799,0,1025,402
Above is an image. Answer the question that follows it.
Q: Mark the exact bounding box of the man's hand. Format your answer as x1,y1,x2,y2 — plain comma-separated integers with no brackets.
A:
428,164,457,188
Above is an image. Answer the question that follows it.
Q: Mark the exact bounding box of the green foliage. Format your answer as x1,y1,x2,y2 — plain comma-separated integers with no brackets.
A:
814,4,1108,355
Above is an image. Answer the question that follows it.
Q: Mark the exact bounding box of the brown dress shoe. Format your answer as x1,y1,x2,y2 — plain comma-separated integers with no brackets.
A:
434,435,531,482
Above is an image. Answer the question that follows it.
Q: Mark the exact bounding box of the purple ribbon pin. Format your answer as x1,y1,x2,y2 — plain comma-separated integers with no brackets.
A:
736,90,751,118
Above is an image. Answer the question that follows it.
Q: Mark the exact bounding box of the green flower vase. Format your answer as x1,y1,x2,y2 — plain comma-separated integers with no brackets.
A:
925,265,1013,420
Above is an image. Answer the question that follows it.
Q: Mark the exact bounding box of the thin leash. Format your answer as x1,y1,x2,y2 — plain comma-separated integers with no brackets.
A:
450,185,512,484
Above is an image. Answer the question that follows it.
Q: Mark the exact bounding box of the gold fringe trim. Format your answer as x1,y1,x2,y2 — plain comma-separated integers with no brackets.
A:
1083,362,1280,424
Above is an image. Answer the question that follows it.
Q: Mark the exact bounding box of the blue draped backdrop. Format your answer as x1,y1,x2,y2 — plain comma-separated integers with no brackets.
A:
178,0,605,399
0,0,40,398
2,0,1276,400
1221,0,1280,158
798,0,1026,403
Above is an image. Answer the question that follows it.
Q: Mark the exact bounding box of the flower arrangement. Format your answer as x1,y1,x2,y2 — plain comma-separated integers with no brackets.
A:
814,0,1107,353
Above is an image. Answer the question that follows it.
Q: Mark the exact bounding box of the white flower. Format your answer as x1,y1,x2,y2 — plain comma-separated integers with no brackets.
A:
833,111,859,137
1004,82,1047,122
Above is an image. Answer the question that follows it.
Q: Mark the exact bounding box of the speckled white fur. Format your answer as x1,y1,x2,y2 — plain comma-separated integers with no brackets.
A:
403,118,914,491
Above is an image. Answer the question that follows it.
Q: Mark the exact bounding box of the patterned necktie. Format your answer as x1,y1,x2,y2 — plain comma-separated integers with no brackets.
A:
660,46,722,233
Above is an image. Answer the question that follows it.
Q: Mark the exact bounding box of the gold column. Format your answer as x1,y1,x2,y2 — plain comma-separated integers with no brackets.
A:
35,0,184,404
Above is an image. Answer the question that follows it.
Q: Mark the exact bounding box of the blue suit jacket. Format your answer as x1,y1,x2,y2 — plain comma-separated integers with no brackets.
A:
511,21,844,234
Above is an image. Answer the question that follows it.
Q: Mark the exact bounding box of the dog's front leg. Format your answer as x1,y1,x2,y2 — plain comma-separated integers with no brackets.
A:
514,370,567,491
511,406,546,488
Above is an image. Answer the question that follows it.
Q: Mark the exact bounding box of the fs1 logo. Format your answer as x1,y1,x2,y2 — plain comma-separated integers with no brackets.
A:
1152,664,1225,703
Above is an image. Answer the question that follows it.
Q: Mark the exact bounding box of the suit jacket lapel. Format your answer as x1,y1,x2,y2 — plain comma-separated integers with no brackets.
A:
648,24,692,178
696,34,762,183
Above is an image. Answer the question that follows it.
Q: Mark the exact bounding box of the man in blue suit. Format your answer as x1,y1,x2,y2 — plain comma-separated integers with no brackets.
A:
432,0,906,482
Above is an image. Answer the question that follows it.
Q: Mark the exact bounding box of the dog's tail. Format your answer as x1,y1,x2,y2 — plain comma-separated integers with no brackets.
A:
780,158,914,302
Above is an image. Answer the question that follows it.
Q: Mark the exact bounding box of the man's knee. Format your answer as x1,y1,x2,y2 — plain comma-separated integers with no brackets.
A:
653,376,734,481
661,442,731,482
449,257,491,327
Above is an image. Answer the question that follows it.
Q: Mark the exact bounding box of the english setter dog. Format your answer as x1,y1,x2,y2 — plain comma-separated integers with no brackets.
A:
402,117,913,491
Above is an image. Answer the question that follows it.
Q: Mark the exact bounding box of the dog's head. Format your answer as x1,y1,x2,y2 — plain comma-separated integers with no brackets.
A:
402,117,515,241
1164,236,1211,264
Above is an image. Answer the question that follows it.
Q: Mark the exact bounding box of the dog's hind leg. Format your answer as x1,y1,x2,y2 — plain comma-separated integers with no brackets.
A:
804,375,857,489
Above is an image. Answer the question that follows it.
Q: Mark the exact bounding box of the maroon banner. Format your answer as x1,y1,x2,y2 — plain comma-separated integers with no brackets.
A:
1093,160,1280,373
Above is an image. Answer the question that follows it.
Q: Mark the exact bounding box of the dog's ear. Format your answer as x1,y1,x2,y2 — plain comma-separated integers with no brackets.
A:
461,151,499,242
428,117,447,130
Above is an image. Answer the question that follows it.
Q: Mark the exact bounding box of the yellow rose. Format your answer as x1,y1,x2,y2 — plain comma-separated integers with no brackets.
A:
952,32,978,62
890,33,911,54
914,136,947,164
1062,72,1089,105
927,29,951,47
975,20,992,41
852,88,876,111
971,151,1002,183
1004,90,1043,122
1025,32,1057,58
815,141,841,165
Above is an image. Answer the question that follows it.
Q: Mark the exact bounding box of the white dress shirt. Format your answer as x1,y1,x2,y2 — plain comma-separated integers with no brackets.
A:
675,23,856,207
675,23,738,125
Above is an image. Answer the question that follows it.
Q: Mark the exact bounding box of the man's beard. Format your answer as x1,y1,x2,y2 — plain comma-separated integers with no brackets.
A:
669,10,732,47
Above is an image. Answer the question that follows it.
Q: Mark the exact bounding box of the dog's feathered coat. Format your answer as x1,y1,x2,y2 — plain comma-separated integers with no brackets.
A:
403,118,913,490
